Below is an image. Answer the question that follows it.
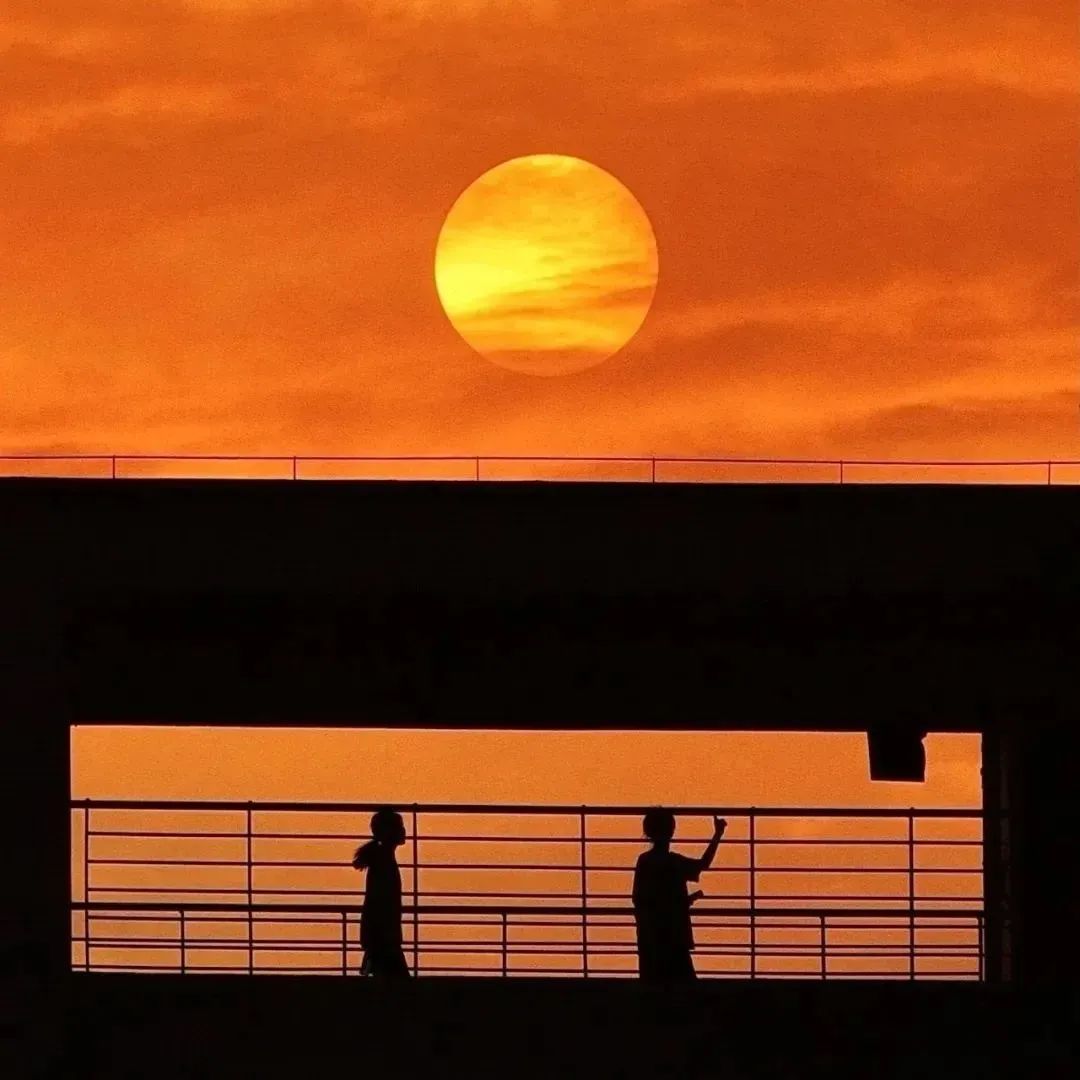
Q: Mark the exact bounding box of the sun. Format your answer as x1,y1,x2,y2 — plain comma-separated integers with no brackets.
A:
434,155,659,376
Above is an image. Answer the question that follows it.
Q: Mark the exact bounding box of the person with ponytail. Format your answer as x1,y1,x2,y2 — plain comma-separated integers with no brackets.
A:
351,808,409,977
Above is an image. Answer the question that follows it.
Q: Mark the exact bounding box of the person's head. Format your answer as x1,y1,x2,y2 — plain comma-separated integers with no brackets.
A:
370,808,406,848
642,807,676,845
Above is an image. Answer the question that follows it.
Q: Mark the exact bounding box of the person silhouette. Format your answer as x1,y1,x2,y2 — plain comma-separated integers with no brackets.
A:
351,808,410,978
632,808,727,983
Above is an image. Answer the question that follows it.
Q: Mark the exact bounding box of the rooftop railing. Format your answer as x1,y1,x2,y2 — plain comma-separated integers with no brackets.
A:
71,800,985,980
5,454,1079,484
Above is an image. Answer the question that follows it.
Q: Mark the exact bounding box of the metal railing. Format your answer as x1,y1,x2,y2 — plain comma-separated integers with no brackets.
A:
70,902,983,980
8,454,1080,485
71,800,985,980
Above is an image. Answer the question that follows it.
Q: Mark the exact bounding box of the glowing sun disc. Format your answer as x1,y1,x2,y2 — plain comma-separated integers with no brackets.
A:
435,154,659,376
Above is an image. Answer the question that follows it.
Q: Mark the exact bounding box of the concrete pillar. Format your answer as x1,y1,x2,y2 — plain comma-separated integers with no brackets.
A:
983,707,1078,990
0,590,71,1073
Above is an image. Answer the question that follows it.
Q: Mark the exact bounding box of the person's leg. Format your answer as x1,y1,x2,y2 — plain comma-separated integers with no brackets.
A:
677,949,698,981
650,948,696,984
368,942,410,978
384,945,410,978
638,944,662,983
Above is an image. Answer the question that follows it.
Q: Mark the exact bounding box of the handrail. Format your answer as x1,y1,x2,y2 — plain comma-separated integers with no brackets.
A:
70,798,983,817
5,453,1077,464
5,453,1079,485
72,900,981,919
71,900,985,979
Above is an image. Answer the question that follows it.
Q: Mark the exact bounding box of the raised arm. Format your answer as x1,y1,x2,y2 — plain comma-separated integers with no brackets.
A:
696,816,727,876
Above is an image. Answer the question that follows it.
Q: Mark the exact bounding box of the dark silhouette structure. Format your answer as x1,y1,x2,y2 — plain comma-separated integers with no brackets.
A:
2,478,1077,1077
633,810,726,982
352,808,410,977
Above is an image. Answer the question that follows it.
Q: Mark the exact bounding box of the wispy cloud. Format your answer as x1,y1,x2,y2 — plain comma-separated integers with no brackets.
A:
0,0,1076,459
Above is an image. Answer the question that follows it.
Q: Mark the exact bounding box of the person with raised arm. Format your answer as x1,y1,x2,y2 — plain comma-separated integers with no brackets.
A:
632,809,727,983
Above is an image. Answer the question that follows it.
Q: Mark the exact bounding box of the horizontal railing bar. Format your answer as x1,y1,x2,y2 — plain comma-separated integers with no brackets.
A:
73,901,982,918
88,892,982,906
86,857,981,874
752,868,980,876
90,858,250,866
74,968,887,978
13,454,1075,463
76,919,982,933
88,831,249,839
74,964,185,971
81,940,982,958
78,964,362,973
77,928,979,944
87,888,615,899
74,965,979,978
72,799,984,817
88,941,343,953
78,926,982,940
88,886,253,894
84,831,985,848
87,892,982,907
79,914,347,924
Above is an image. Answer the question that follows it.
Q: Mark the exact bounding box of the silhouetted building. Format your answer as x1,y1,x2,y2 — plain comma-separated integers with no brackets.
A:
2,478,1077,1076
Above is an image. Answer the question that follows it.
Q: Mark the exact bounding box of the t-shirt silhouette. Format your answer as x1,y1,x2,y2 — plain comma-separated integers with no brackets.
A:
633,848,701,955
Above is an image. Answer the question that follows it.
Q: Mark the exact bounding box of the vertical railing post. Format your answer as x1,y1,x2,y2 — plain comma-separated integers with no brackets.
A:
982,724,1013,984
977,914,984,982
341,910,348,976
501,912,508,978
474,457,481,482
246,803,254,975
907,809,916,980
748,810,756,979
291,456,298,481
110,456,117,479
650,458,657,483
819,913,827,979
411,805,420,977
580,807,588,978
83,800,91,972
83,907,92,974
1047,461,1052,486
179,908,186,975
839,460,845,485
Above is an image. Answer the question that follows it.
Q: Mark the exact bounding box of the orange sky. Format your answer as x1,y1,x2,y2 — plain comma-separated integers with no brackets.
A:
71,729,982,859
71,728,980,807
3,1,1078,460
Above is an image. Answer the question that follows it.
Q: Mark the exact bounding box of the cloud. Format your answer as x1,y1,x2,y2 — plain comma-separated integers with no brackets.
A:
1,83,243,144
806,390,1080,459
648,40,1078,104
0,0,1076,461
644,1,1078,102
